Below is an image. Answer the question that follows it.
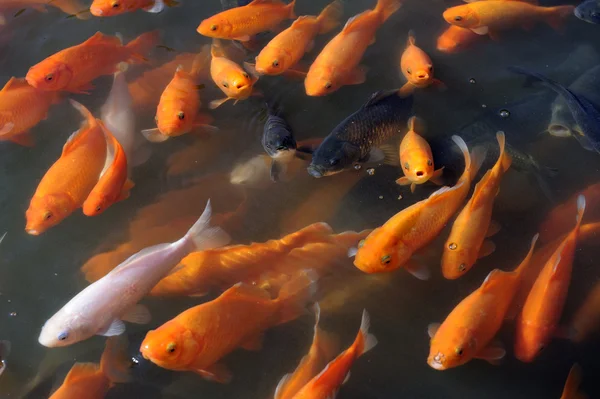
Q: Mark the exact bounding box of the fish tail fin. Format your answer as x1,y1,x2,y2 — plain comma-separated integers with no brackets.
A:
575,195,586,230
513,233,539,278
312,304,340,360
211,39,227,58
353,309,378,357
126,31,160,63
185,200,231,252
191,45,211,77
276,269,318,325
452,135,486,182
287,0,297,19
561,364,586,399
407,30,416,46
69,99,98,129
375,0,402,23
546,5,575,31
52,0,90,19
496,131,512,172
100,336,132,385
316,0,344,34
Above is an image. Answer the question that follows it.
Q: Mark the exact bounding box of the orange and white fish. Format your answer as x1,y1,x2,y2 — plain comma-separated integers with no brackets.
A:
395,116,444,193
0,77,60,146
514,195,585,363
428,234,538,370
304,0,402,96
140,271,317,383
290,309,377,399
142,49,216,142
560,364,587,399
400,31,444,93
274,304,338,399
441,132,511,279
197,0,296,42
25,101,108,235
209,40,258,109
352,135,485,276
0,0,89,19
442,1,574,38
90,0,178,17
436,25,482,54
254,1,343,76
49,336,131,399
26,31,158,94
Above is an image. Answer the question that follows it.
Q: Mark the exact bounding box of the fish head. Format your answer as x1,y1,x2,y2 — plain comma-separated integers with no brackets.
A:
38,313,90,348
514,323,548,363
304,66,338,97
442,6,479,29
254,47,290,76
402,157,434,184
26,60,72,91
220,70,254,100
406,66,433,87
140,328,200,369
548,103,575,138
428,326,476,370
353,229,409,273
82,192,110,217
262,128,296,158
575,2,600,24
90,0,137,16
197,16,234,39
155,105,194,137
441,239,474,279
25,193,73,235
308,139,360,178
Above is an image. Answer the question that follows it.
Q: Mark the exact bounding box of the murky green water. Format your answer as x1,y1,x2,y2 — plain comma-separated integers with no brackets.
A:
1,0,600,398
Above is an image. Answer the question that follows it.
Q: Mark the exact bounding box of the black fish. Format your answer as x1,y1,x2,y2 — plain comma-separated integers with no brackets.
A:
575,0,600,24
308,90,413,178
261,103,297,182
508,66,600,154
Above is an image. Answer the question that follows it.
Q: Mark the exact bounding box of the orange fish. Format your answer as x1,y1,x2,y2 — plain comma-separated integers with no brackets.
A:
353,135,485,276
197,0,296,42
26,31,158,94
0,77,60,146
273,304,338,399
254,1,343,76
25,101,108,235
209,40,258,109
90,0,178,17
560,364,587,399
400,31,444,93
82,120,134,216
514,195,585,363
142,49,216,142
428,234,538,370
304,0,402,96
395,116,444,193
49,336,131,399
0,0,89,19
290,309,377,399
441,132,511,279
140,270,317,383
436,25,482,54
442,2,574,38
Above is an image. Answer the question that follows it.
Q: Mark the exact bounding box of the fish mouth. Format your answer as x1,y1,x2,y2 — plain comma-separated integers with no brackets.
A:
90,6,103,16
428,352,446,370
547,124,572,138
26,228,40,236
307,165,325,178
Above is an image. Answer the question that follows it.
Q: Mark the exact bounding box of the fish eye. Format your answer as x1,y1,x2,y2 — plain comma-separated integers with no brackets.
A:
458,263,466,272
448,242,457,250
427,159,433,166
428,65,434,72
45,73,54,82
166,342,176,353
95,206,102,212
177,111,185,120
381,254,391,264
358,239,365,248
455,347,463,356
222,82,229,88
154,115,159,123
407,68,412,75
43,211,53,221
329,158,339,166
276,145,287,151
58,332,68,341
272,60,279,68
454,16,463,21
242,72,249,79
111,1,119,7
324,82,332,90
404,162,410,170
210,24,218,31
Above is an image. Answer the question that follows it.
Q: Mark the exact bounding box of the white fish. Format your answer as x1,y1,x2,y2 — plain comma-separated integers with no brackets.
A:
38,200,230,348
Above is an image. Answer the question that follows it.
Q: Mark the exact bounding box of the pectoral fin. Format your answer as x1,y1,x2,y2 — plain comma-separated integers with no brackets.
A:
485,221,501,237
239,332,264,351
98,319,126,337
121,304,151,324
478,240,496,259
194,362,232,384
209,97,232,109
404,259,431,280
8,131,35,147
142,128,169,143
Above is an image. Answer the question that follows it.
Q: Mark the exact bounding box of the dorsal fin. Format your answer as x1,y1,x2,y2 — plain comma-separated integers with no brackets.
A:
83,32,122,47
342,10,370,33
222,282,272,300
248,0,282,6
64,363,101,384
361,89,401,109
1,77,30,93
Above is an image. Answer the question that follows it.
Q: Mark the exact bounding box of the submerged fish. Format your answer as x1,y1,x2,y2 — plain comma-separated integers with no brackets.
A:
400,31,444,93
0,340,10,376
436,25,483,54
38,201,230,347
575,0,600,24
308,90,413,178
90,0,178,17
510,66,600,154
560,364,587,399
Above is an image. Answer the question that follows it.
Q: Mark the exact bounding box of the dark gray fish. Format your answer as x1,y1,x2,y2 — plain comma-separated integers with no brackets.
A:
508,66,600,154
262,103,297,182
308,90,413,178
0,340,10,376
575,0,600,24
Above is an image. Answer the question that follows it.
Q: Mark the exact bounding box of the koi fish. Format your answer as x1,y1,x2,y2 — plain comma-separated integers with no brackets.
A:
254,1,343,76
304,0,402,96
352,136,485,276
514,195,585,363
90,0,178,17
38,201,230,347
441,132,511,279
290,309,377,399
142,49,216,142
400,31,444,94
395,116,444,193
197,0,297,42
25,101,108,235
436,25,482,54
26,31,158,94
140,270,317,383
428,234,538,370
0,77,60,146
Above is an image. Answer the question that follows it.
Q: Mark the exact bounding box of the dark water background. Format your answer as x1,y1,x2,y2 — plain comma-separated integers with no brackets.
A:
1,0,600,398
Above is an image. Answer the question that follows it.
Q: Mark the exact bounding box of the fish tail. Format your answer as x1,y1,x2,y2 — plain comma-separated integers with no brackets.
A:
374,0,402,24
185,200,231,251
287,0,297,19
407,30,416,46
513,233,539,278
495,131,512,172
126,31,160,63
52,0,90,19
451,135,486,182
316,0,344,34
353,309,378,358
191,45,212,77
69,99,98,129
545,5,575,31
575,195,586,230
312,304,340,360
275,269,318,325
100,336,132,385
